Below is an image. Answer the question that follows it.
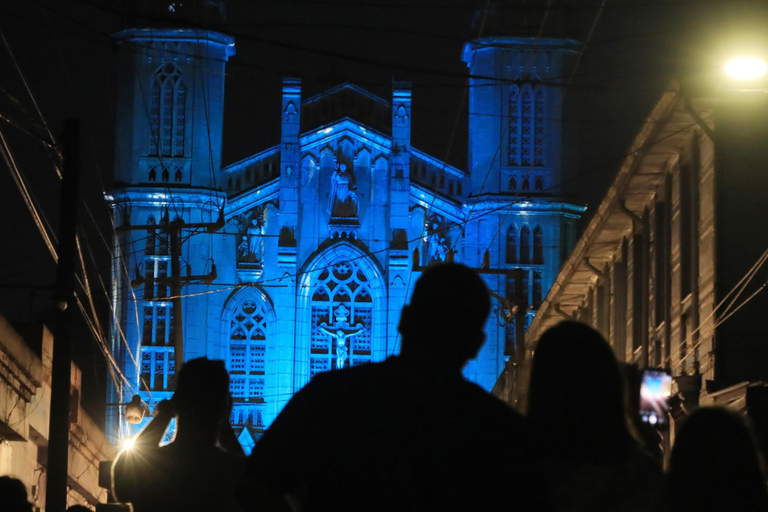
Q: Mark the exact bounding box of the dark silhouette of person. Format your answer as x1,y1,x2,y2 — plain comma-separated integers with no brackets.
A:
239,263,548,512
66,505,92,512
527,321,662,512
0,476,32,512
112,357,246,512
665,407,768,512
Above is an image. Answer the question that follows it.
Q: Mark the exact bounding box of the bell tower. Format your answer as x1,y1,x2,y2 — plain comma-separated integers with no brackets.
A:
461,3,585,391
106,27,235,443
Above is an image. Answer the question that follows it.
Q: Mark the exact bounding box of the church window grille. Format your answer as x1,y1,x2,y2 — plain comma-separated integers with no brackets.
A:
149,167,156,181
534,88,546,166
149,63,186,158
534,176,543,191
143,258,169,300
506,225,517,264
142,301,172,345
533,272,543,307
520,225,531,264
533,225,544,264
174,168,182,182
162,167,169,182
521,87,533,166
309,261,373,379
509,176,517,191
227,297,269,402
522,177,530,191
508,86,520,166
140,346,175,391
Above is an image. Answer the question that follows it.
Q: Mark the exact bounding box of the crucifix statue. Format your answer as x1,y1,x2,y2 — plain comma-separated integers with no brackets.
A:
319,304,365,369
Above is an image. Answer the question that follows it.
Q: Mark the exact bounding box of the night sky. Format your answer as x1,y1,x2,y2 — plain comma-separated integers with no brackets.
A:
0,0,765,422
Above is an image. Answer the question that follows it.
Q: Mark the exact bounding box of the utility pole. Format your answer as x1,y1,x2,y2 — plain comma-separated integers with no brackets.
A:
120,213,222,376
512,267,528,410
169,219,184,372
46,119,79,512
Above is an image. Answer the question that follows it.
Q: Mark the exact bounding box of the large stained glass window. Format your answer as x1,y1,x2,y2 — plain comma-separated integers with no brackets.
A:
508,85,520,166
228,297,268,402
534,87,546,166
309,261,372,379
509,85,545,167
149,63,186,157
506,225,517,264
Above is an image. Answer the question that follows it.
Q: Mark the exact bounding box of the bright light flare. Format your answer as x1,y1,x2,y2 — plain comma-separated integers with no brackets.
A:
122,437,135,450
725,57,768,80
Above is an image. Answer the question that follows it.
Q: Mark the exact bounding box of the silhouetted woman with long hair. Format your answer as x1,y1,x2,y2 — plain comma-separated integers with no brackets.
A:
666,407,768,512
527,321,662,512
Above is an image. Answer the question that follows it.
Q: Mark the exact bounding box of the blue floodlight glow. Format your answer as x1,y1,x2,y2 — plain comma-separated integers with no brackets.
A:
106,28,584,448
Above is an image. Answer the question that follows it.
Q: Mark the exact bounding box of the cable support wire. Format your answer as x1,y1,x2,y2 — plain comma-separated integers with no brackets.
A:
0,126,59,260
0,25,60,164
120,117,707,309
670,247,768,372
23,0,716,97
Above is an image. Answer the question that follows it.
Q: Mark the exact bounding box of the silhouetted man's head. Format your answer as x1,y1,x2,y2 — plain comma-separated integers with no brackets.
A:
172,357,231,430
398,263,491,368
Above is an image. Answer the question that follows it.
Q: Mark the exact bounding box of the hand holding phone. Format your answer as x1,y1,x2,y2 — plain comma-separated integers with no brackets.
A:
639,369,672,426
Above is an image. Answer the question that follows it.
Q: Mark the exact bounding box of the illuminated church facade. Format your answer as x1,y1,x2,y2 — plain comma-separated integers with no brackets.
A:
105,26,584,449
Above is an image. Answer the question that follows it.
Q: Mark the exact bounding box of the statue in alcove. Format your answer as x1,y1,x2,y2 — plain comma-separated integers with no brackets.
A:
426,217,449,264
236,207,265,265
328,162,359,218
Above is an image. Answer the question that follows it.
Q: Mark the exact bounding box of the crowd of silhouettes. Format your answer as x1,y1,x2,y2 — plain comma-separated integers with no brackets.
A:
3,263,768,511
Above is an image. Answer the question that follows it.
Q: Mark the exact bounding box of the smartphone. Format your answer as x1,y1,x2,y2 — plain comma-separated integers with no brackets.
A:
639,369,672,426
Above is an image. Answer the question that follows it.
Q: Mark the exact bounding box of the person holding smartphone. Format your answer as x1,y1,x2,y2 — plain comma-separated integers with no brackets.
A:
527,322,663,512
112,358,246,512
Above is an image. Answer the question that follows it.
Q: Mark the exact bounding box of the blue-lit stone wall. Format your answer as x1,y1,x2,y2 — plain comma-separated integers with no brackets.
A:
107,31,583,448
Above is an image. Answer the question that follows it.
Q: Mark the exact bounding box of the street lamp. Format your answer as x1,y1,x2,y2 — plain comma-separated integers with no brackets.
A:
725,57,768,81
122,436,135,450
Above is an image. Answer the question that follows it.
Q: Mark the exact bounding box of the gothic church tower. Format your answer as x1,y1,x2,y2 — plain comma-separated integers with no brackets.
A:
461,1,585,390
106,8,235,442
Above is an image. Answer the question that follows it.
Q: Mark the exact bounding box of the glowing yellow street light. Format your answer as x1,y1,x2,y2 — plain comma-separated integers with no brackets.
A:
725,57,768,81
122,436,135,451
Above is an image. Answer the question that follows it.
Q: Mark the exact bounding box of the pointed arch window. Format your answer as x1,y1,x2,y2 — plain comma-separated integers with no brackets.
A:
533,271,543,307
522,177,530,191
508,86,520,166
520,225,531,264
521,86,533,166
533,225,544,264
509,176,517,191
149,63,186,157
228,297,269,402
310,261,373,379
534,87,546,166
506,225,517,264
